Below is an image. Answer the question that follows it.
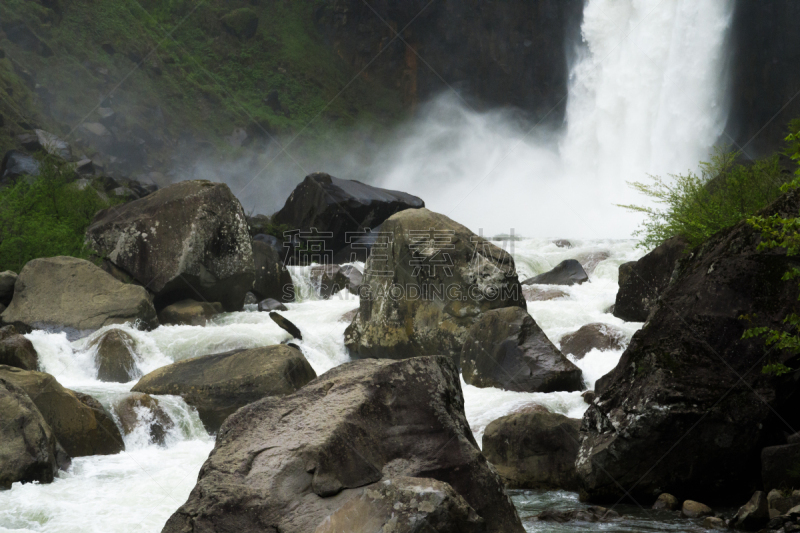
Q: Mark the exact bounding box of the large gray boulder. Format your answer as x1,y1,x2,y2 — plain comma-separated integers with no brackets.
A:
88,329,140,382
0,366,124,457
157,299,223,326
461,307,583,393
85,180,255,311
132,345,316,432
1,256,158,336
0,377,70,489
559,323,626,359
522,259,588,286
252,240,294,302
315,477,486,533
161,356,524,533
483,410,581,490
345,208,525,362
273,172,424,260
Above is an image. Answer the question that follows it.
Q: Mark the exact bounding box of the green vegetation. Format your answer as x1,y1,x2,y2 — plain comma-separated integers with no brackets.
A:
741,123,800,377
0,156,116,272
619,147,789,249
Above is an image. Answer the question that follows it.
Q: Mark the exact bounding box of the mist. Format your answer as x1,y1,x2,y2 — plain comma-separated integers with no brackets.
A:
182,0,734,241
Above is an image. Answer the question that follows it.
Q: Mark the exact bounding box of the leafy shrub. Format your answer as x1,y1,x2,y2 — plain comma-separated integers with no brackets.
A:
619,147,789,249
0,156,116,272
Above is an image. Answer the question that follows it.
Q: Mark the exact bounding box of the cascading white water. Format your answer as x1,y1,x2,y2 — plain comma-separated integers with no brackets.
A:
371,0,734,239
561,0,734,180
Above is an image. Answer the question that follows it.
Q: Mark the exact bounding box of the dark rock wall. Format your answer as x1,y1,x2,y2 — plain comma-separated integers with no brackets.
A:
727,0,800,156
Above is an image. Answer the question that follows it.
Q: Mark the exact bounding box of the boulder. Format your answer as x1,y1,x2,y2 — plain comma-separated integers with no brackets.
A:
652,493,680,511
763,444,800,493
553,239,572,248
158,299,224,326
575,251,610,274
269,311,303,340
1,256,158,336
0,377,70,489
732,491,769,530
767,489,800,514
345,208,525,362
0,366,124,456
522,259,588,286
314,477,486,533
0,270,16,305
558,323,626,359
532,506,620,523
160,356,524,533
273,172,424,258
522,286,568,301
253,240,294,302
114,393,174,446
482,410,581,490
310,264,362,298
85,180,255,312
682,500,713,518
87,329,140,382
258,298,288,312
132,345,316,432
612,236,688,322
581,390,596,404
575,189,800,504
34,129,72,160
703,517,727,530
0,325,38,370
460,307,583,393
1,150,40,182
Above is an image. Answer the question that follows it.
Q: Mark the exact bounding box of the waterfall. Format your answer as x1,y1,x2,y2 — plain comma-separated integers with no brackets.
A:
561,0,735,180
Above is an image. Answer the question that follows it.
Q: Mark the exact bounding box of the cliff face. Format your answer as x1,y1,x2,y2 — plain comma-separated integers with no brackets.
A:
727,0,800,156
314,0,584,124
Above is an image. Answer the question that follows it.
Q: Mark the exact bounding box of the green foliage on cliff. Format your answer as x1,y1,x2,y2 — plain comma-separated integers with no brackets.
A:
0,157,115,272
619,147,789,249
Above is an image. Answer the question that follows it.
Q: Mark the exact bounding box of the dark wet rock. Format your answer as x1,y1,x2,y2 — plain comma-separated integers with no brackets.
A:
273,172,424,259
682,500,713,519
88,329,140,383
522,286,568,301
576,189,800,504
652,493,680,511
252,240,294,302
523,259,588,286
345,208,524,362
310,264,362,298
703,516,727,529
581,390,596,404
258,298,288,312
0,377,70,489
1,150,40,182
558,323,626,359
132,345,316,433
763,444,800,493
553,239,572,248
315,477,486,533
114,393,174,446
0,325,37,370
160,356,524,533
269,311,302,340
243,292,258,305
1,256,158,334
482,410,581,490
85,180,255,312
767,489,800,514
532,506,620,523
0,366,124,457
612,236,688,322
157,299,223,326
461,307,583,393
0,271,17,306
731,491,769,530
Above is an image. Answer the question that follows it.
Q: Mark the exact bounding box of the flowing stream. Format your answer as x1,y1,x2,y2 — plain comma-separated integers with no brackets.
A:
1,237,701,533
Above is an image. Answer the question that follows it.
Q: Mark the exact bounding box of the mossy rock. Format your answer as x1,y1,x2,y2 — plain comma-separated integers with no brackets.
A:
221,8,259,40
